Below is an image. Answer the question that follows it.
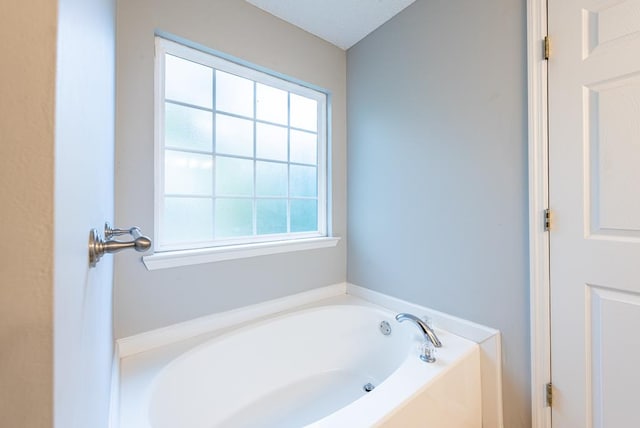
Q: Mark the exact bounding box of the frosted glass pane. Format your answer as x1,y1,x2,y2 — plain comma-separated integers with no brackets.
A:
215,198,253,237
290,165,317,197
257,199,287,235
216,71,254,118
290,94,317,131
290,130,317,165
216,114,253,157
215,156,253,196
256,161,287,197
256,84,288,125
290,199,317,232
165,54,212,109
163,197,213,243
165,151,213,196
165,103,212,152
256,123,287,161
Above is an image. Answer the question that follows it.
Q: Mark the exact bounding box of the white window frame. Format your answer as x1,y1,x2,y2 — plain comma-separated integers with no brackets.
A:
143,37,338,269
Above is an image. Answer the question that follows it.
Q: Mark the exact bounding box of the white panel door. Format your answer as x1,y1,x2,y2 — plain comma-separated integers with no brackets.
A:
549,0,640,427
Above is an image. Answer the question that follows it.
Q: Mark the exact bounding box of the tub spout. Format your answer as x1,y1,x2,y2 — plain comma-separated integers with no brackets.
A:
395,313,442,348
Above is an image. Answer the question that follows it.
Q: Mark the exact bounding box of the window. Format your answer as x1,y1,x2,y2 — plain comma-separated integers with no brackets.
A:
154,37,329,254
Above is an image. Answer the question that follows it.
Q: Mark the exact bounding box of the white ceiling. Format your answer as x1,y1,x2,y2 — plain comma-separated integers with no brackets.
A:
245,0,416,50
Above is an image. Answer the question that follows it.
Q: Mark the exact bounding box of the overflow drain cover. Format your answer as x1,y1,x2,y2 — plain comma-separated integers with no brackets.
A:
363,383,376,393
379,320,392,335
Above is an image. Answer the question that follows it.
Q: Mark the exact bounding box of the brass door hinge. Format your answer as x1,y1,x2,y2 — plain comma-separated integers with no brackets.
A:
544,36,551,60
546,382,553,407
544,209,552,232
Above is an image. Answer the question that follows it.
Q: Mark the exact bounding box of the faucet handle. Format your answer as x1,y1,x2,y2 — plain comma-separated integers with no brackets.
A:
419,340,437,363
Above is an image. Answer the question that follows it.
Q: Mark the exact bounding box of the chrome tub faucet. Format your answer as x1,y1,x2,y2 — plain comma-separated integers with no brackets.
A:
395,313,442,348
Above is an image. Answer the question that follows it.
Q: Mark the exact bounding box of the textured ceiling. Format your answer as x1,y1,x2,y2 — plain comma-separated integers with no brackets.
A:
245,0,416,50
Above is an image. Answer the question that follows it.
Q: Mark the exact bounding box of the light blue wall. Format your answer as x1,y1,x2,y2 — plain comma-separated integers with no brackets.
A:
347,1,530,426
55,0,116,426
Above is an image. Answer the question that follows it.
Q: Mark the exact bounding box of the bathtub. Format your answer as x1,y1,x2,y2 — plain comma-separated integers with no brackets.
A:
117,297,483,428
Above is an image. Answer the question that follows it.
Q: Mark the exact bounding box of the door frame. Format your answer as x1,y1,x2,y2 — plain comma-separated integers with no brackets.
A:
527,0,552,427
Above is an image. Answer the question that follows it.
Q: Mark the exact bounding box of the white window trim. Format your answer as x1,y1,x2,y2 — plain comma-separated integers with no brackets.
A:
142,236,340,270
152,36,332,261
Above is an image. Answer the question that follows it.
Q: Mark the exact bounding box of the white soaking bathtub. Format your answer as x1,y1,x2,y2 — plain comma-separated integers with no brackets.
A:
118,298,482,428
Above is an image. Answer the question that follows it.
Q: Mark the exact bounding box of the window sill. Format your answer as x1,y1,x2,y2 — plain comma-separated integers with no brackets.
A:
142,237,341,270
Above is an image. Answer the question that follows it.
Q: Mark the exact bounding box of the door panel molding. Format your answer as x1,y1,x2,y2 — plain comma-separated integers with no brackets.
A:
527,0,552,427
587,284,640,428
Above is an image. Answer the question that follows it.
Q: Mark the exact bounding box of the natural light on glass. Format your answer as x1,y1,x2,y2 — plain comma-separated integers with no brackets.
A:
163,197,214,243
216,114,254,157
165,55,212,109
161,49,323,248
216,71,253,118
164,150,213,196
256,83,288,125
165,103,212,152
256,123,287,161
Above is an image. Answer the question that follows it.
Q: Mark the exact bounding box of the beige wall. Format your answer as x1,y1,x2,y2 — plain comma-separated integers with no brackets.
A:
115,0,347,338
0,0,116,426
0,0,57,426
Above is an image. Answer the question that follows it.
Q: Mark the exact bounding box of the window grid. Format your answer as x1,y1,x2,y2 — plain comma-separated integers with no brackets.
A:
252,81,257,238
156,37,327,251
286,91,292,234
211,66,217,243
